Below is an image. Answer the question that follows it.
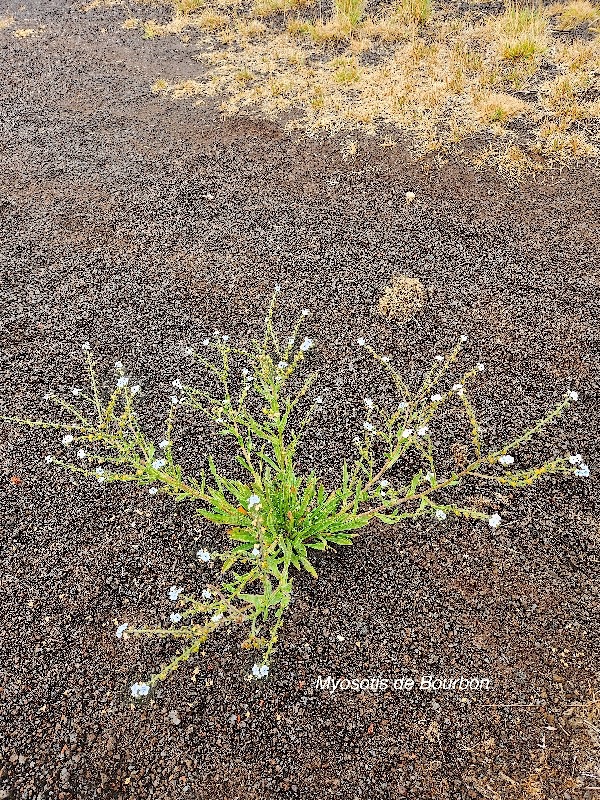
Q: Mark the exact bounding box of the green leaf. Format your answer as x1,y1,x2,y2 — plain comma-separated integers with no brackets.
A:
239,593,265,611
292,540,307,559
235,454,254,474
297,475,317,518
259,452,280,472
406,471,422,497
221,555,238,573
299,556,318,578
231,543,253,554
266,556,282,579
228,528,257,543
342,460,349,492
325,534,355,545
376,513,400,524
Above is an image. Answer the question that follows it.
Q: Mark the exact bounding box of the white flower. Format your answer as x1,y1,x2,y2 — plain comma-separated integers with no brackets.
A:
168,586,183,601
77,448,86,459
380,479,390,488
152,458,166,469
251,545,261,557
434,355,444,362
398,401,408,409
148,487,158,495
301,309,310,317
81,342,90,351
202,338,210,346
116,623,128,639
452,383,463,392
213,329,220,336
381,356,390,363
277,361,288,370
169,613,182,623
417,426,428,436
131,385,140,395
114,361,123,370
248,494,261,509
476,363,485,372
288,337,295,346
201,589,212,600
575,464,590,478
130,682,150,699
197,548,211,562
159,440,169,450
357,337,366,346
72,388,82,396
241,368,249,377
117,376,129,389
43,393,52,400
300,337,313,352
185,347,194,356
314,396,323,405
252,664,269,679
45,455,53,464
222,335,229,342
405,191,415,203
424,471,435,483
488,513,502,528
498,454,514,466
363,421,374,432
401,429,413,438
95,467,104,475
364,397,374,409
568,391,579,401
274,284,281,294
435,509,447,520
460,335,468,343
431,394,442,402
171,396,179,405
62,434,74,446
172,379,182,390
211,613,223,623
568,454,582,465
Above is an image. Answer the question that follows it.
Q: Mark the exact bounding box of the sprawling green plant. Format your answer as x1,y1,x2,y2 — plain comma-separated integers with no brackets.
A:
4,289,588,699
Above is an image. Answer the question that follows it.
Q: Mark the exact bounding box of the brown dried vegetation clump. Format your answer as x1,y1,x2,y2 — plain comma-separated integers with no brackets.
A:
377,274,428,322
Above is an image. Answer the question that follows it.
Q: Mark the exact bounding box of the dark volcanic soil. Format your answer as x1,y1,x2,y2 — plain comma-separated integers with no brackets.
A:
1,2,600,799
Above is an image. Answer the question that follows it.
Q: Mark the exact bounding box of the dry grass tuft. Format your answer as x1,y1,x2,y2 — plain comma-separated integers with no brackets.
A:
475,91,529,124
377,274,428,322
396,0,432,24
252,0,312,15
174,0,205,13
474,142,546,181
335,0,365,27
553,0,600,30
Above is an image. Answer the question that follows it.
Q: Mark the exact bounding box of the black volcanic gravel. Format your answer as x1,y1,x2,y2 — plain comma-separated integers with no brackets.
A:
1,2,600,799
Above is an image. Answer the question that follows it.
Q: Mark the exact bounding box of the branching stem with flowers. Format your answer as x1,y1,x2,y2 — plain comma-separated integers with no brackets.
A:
4,289,589,700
